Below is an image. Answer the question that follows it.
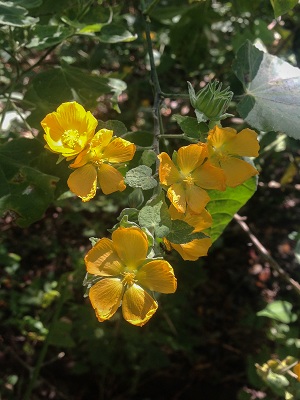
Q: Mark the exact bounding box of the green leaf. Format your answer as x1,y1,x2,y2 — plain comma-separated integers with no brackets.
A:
257,300,297,323
141,150,157,167
173,114,208,140
26,25,74,50
207,176,257,243
270,0,298,17
233,41,300,140
0,138,59,227
99,24,137,43
166,219,207,244
125,165,157,190
47,320,75,348
138,201,171,238
97,120,128,136
23,64,126,127
0,1,39,27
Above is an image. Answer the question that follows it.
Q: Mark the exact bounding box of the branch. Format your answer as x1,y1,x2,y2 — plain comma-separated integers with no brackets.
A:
234,214,300,296
142,12,163,170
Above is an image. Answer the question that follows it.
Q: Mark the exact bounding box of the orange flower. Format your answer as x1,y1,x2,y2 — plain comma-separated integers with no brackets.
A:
41,102,98,159
85,226,177,326
207,125,259,187
158,144,226,214
164,205,212,261
67,129,136,201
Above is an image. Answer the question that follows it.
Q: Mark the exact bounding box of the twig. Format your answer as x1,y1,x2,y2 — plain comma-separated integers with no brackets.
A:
142,11,163,170
234,214,300,296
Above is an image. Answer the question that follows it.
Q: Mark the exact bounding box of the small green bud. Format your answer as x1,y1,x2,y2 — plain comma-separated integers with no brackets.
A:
188,81,233,123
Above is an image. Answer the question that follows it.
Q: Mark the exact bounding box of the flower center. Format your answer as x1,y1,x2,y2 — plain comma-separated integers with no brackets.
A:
62,129,81,149
121,272,136,287
182,174,194,186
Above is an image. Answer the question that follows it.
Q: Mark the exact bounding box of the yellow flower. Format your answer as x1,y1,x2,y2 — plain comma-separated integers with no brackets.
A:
158,144,226,214
67,129,136,201
164,205,212,261
41,102,98,159
207,125,260,187
85,226,177,326
293,362,300,381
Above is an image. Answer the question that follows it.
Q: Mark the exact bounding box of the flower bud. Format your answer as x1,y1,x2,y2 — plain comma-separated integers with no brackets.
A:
188,81,233,122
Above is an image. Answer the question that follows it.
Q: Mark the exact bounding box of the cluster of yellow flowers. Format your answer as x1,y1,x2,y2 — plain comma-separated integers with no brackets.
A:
41,101,136,201
41,101,259,326
158,126,259,261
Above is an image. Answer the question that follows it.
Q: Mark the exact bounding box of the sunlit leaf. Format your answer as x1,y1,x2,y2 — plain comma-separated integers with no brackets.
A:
257,300,297,323
26,25,74,50
166,220,207,244
207,176,257,243
125,165,157,190
0,1,39,27
233,41,300,140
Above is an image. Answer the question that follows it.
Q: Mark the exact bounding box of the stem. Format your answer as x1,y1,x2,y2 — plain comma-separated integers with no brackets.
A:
158,133,198,143
23,280,68,400
142,12,163,170
142,0,161,15
234,214,300,296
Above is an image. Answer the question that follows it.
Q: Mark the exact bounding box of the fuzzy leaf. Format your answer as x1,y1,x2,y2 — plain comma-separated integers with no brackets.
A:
125,165,157,190
233,41,300,140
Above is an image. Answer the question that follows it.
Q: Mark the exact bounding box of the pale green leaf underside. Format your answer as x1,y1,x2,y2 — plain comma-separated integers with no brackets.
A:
233,41,300,140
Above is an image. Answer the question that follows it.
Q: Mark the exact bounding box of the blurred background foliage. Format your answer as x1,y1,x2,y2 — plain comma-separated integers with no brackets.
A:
1,0,300,399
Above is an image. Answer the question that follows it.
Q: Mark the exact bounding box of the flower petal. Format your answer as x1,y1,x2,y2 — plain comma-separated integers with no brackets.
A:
85,238,122,276
112,227,148,269
67,164,97,202
169,205,212,232
102,137,136,163
89,278,123,322
170,238,212,261
185,185,210,214
97,163,126,194
158,152,181,185
221,157,258,187
136,260,177,294
91,129,114,151
167,183,187,213
41,102,97,157
122,284,158,326
193,162,226,190
177,143,207,174
223,128,259,157
207,125,236,151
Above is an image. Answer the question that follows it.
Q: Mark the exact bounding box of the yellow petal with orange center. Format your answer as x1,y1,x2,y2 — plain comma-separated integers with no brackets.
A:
41,102,97,158
112,227,148,270
177,143,208,175
85,238,122,276
170,238,212,261
167,183,187,213
102,137,136,163
89,278,123,322
136,260,177,294
67,164,97,202
97,164,126,195
221,157,258,187
122,283,158,326
158,152,181,185
185,185,210,214
193,162,226,190
223,128,259,157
